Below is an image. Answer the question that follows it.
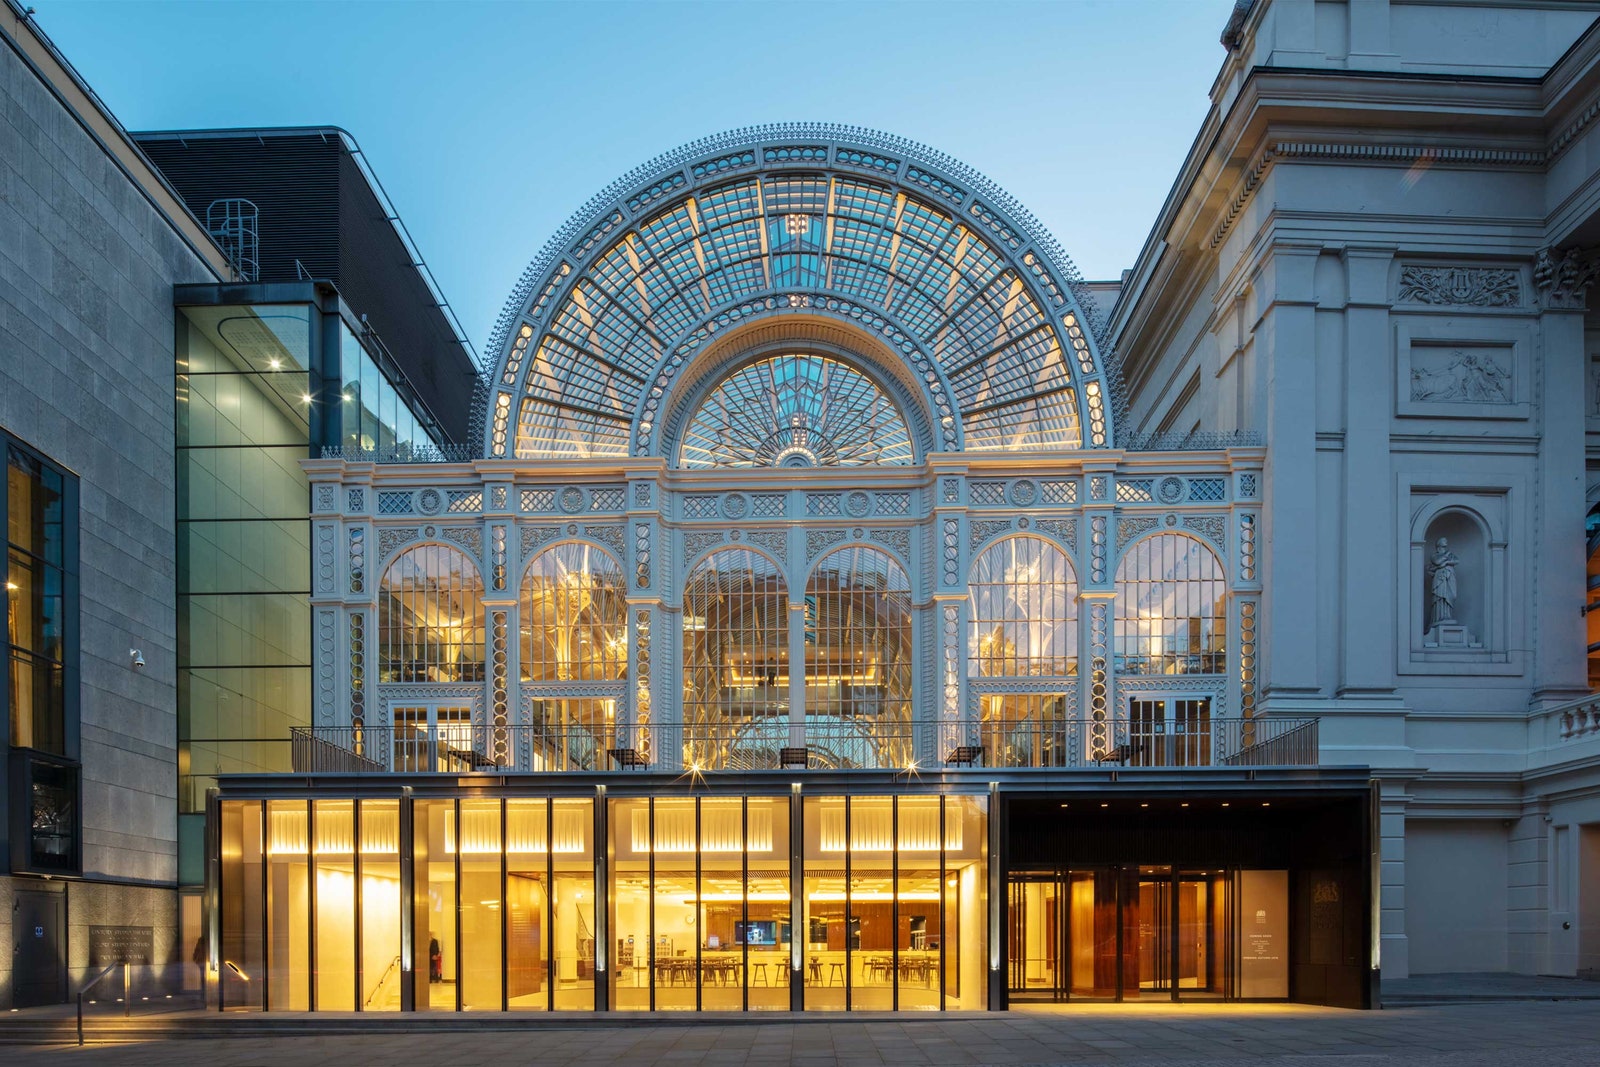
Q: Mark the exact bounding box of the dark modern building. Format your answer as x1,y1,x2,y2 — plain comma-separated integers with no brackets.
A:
136,127,480,447
1,4,477,1007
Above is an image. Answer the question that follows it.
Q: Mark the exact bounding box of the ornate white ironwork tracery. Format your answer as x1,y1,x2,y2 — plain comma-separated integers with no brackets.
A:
677,354,913,469
482,125,1118,460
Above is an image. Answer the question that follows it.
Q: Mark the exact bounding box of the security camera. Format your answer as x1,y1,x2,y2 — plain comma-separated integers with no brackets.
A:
130,649,145,669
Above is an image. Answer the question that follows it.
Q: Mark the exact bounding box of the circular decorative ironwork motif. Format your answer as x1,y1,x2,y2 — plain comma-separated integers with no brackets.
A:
423,525,437,538
1157,476,1184,504
1010,480,1037,507
560,486,584,513
845,490,872,518
679,355,913,470
417,489,442,515
723,493,749,520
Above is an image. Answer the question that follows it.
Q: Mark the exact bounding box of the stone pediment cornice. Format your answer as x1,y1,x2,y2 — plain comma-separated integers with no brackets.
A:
1111,63,1585,372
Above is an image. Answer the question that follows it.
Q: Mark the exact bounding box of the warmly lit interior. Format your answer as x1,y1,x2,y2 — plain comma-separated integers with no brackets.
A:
1007,868,1287,1001
218,792,987,1012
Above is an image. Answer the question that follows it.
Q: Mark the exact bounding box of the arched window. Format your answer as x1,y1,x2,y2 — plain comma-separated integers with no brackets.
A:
520,542,627,682
682,549,788,743
378,544,484,683
969,536,1078,677
805,546,913,766
967,535,1078,767
1113,534,1226,675
677,354,913,469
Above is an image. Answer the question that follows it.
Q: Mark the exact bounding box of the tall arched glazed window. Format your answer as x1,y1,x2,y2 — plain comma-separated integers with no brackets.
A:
967,535,1078,767
378,544,485,683
520,542,627,682
682,549,789,737
805,546,913,766
1113,533,1226,675
969,536,1078,677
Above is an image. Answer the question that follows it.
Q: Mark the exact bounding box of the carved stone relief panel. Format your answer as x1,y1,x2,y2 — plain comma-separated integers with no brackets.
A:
1394,322,1531,420
1397,265,1520,307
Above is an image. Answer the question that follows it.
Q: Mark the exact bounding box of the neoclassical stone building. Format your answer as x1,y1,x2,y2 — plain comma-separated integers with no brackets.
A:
1110,0,1600,981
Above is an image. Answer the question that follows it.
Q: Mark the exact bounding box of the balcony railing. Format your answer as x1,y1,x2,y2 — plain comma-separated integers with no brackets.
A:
941,716,1318,768
1527,691,1600,773
290,715,1319,773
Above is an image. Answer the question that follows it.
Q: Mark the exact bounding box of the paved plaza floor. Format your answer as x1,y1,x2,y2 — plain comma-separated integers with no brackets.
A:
4,1001,1600,1067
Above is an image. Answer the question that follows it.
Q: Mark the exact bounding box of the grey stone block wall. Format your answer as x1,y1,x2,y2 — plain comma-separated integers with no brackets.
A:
0,35,219,891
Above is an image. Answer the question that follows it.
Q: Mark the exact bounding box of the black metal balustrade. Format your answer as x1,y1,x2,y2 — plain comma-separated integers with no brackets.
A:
290,716,1318,773
943,716,1319,769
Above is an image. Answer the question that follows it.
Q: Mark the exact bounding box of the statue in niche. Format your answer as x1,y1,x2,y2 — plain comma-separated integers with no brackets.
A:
1427,537,1459,628
1410,351,1511,404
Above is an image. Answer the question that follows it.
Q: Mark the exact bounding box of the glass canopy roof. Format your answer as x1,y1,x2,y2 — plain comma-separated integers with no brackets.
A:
488,128,1112,460
678,354,913,469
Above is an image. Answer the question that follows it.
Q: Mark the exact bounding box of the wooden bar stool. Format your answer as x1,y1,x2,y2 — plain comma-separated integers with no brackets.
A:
751,961,769,986
826,960,846,986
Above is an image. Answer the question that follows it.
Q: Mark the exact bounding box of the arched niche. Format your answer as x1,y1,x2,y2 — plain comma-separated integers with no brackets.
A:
1402,490,1517,674
1420,509,1487,650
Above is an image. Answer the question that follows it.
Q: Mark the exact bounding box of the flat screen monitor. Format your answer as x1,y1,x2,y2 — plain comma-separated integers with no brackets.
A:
734,920,779,946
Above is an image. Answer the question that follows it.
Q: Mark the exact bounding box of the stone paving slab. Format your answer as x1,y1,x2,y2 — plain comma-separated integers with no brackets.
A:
2,1001,1599,1066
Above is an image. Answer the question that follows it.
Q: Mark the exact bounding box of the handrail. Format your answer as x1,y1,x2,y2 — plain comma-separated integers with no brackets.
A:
364,954,402,1009
77,963,123,1046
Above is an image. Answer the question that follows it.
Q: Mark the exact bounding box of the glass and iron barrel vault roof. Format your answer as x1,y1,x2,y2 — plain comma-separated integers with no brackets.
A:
482,125,1118,462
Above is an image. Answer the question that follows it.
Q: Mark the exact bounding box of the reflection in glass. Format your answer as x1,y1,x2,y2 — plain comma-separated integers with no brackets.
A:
506,799,549,1010
551,799,595,1009
804,548,913,770
313,800,356,1010
7,442,69,756
459,799,503,1010
652,799,697,1010
682,550,787,768
177,305,313,805
520,543,627,681
266,800,308,1010
744,797,791,1010
360,799,402,1011
413,800,455,1011
801,796,846,1011
379,545,485,683
979,693,1071,768
220,800,265,1009
698,799,743,1011
608,797,650,1011
1113,534,1226,675
969,536,1078,677
678,355,913,469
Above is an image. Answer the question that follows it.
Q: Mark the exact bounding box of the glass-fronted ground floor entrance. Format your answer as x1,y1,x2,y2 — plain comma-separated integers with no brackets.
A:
1008,867,1272,1001
207,769,1374,1012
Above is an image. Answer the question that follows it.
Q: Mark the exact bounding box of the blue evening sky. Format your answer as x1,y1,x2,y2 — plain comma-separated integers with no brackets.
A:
31,0,1228,358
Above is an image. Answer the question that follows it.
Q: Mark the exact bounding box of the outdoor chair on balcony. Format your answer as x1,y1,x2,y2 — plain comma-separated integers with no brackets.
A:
1093,739,1146,766
945,745,984,767
607,747,649,770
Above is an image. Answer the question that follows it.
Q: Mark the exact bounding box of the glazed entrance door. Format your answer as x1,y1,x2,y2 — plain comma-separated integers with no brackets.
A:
1006,870,1117,1001
1007,868,1229,1001
1006,875,1060,998
391,705,474,771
